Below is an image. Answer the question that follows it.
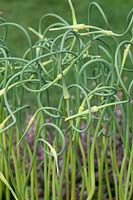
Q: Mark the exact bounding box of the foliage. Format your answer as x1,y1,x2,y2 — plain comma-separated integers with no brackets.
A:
0,1,133,199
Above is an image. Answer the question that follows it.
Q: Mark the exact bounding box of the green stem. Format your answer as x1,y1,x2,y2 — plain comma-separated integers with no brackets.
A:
31,169,34,200
87,107,106,200
52,160,56,200
109,138,119,200
105,156,112,200
3,134,10,200
66,143,70,200
98,136,108,200
58,151,66,199
71,133,76,200
124,143,133,199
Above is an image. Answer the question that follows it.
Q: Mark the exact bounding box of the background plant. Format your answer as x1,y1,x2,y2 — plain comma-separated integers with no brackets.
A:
0,1,133,200
0,0,132,56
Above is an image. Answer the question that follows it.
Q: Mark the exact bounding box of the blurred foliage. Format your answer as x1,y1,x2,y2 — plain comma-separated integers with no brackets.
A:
0,0,132,56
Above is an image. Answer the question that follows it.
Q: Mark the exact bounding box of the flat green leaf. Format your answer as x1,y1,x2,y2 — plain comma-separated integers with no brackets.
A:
0,171,18,200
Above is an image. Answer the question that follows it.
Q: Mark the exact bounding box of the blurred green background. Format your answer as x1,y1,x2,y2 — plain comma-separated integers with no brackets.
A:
0,0,132,107
0,0,132,56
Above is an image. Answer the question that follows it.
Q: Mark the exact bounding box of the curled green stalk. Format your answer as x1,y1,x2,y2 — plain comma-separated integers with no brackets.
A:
22,122,65,195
